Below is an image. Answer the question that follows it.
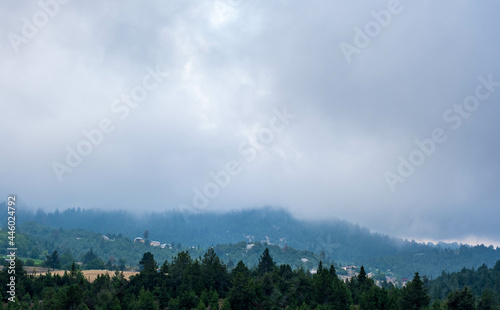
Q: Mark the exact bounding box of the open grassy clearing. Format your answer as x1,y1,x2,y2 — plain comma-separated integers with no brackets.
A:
24,266,138,282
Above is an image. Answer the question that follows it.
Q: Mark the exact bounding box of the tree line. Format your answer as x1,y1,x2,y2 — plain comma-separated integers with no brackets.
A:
3,248,499,309
6,206,500,279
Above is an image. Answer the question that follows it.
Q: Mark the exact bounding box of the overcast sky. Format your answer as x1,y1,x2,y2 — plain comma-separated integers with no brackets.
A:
1,0,499,246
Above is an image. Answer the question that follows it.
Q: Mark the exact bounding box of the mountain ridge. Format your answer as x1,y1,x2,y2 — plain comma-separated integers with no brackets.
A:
2,205,499,278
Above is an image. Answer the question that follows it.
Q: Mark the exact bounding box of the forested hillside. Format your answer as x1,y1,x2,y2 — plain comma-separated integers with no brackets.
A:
1,214,499,309
2,248,499,309
4,206,499,278
427,260,500,305
5,222,324,272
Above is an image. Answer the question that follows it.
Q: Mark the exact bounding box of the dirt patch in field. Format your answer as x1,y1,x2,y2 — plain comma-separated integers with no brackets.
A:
24,267,138,282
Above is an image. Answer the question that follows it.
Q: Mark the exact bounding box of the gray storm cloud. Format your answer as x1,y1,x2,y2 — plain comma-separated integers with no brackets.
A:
1,0,499,245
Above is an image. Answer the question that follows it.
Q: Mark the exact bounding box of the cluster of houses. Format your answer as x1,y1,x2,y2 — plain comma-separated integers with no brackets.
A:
133,237,173,249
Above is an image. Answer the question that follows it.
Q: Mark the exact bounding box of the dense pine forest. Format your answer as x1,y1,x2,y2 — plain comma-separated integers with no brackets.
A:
3,206,500,279
2,207,500,309
2,248,500,309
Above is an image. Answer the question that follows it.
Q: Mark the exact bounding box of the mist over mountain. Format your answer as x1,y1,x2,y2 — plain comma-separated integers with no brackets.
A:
3,1,500,249
6,205,499,278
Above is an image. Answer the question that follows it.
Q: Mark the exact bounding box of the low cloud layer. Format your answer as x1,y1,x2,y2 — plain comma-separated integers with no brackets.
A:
1,0,499,245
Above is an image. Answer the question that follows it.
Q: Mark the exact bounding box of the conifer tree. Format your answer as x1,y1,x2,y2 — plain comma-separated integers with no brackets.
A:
400,272,431,310
257,248,276,275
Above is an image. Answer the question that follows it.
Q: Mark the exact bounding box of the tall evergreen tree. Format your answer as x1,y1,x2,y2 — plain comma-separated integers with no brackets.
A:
139,252,158,274
257,248,276,275
201,248,229,294
82,249,98,264
400,272,431,310
357,266,367,285
229,261,257,310
317,261,324,274
132,252,160,292
45,250,61,269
